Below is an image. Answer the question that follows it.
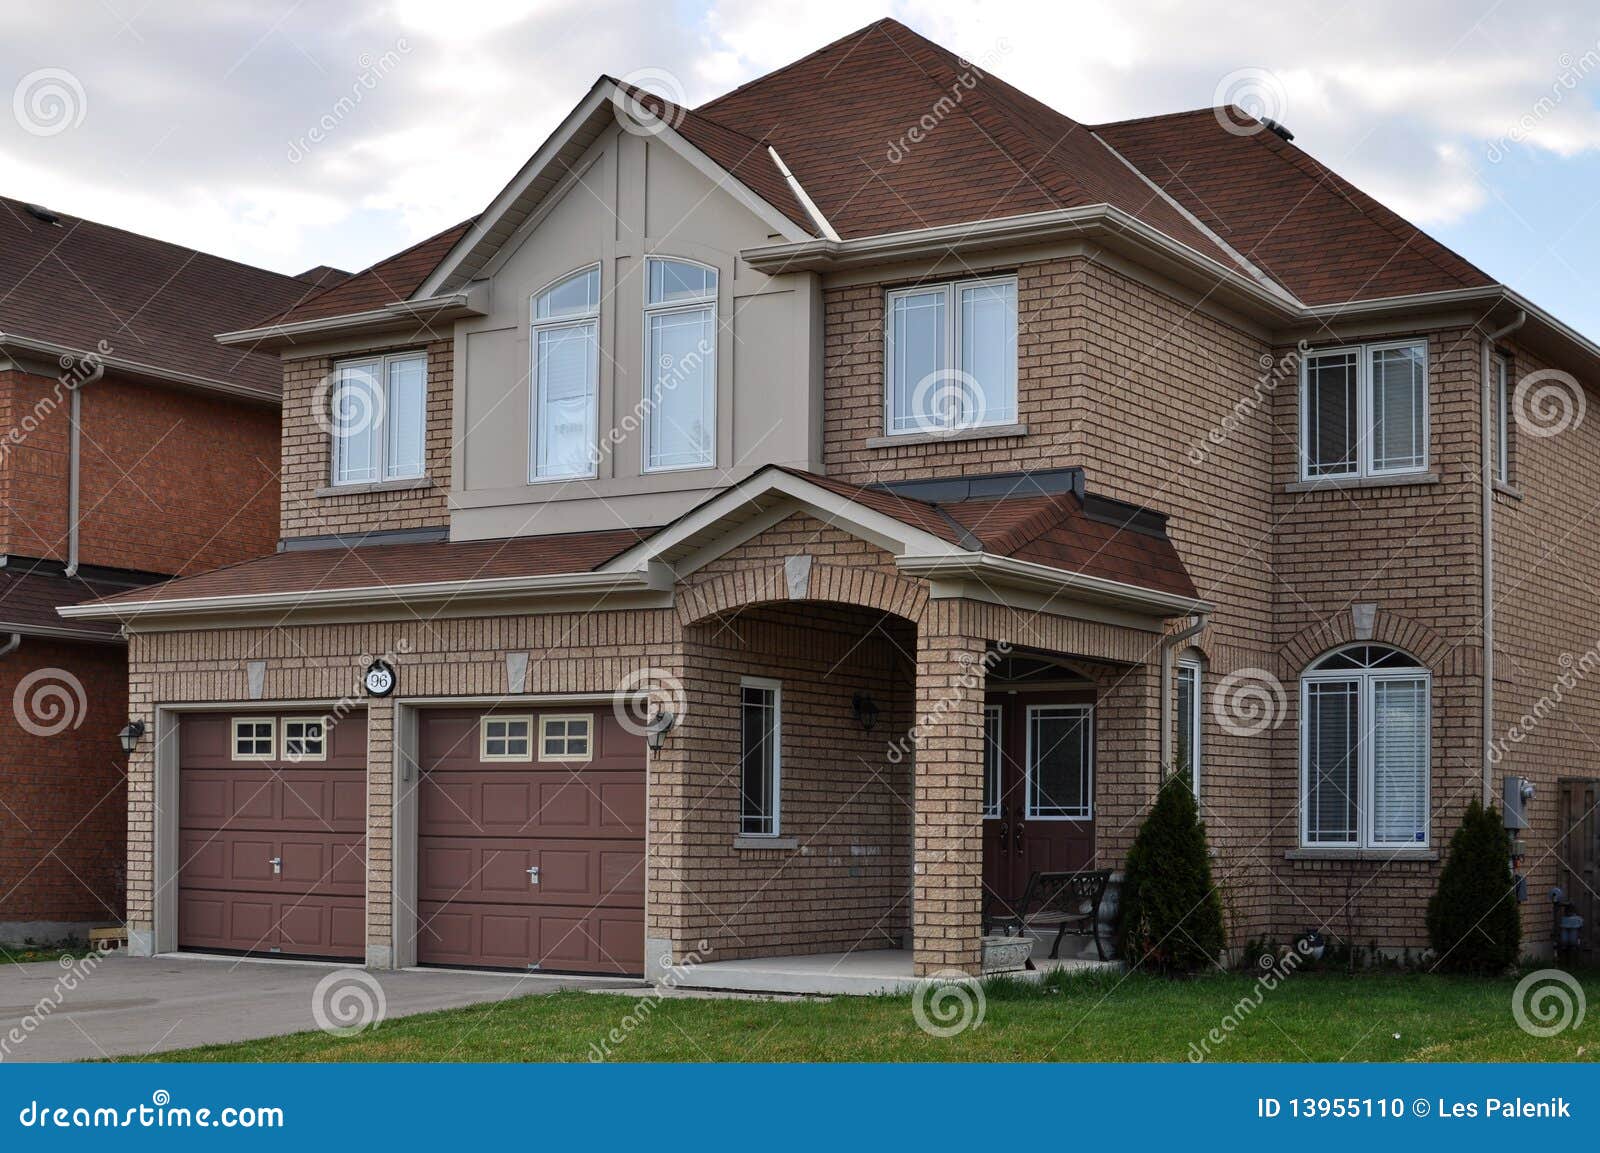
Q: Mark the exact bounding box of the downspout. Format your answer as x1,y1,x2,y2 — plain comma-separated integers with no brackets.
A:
1159,612,1210,771
65,384,81,577
1483,308,1526,804
0,633,20,659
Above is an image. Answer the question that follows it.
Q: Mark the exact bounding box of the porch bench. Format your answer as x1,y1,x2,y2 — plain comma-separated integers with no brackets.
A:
984,869,1113,962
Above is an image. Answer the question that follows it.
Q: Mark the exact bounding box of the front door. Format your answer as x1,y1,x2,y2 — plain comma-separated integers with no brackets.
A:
982,691,1095,907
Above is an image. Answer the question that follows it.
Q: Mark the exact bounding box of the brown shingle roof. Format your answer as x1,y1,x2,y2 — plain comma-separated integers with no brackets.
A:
262,218,476,327
82,526,651,608
1,562,159,640
692,19,1252,275
75,467,1196,611
1094,107,1495,305
0,196,318,394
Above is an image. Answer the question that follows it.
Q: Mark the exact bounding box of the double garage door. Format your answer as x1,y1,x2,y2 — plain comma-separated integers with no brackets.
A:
176,708,644,974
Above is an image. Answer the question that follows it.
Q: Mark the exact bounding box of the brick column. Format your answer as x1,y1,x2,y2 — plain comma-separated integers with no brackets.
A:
1092,659,1163,868
912,601,987,977
365,698,394,967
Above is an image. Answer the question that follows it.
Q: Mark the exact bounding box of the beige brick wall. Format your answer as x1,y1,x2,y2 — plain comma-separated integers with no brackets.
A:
278,339,453,540
1486,334,1600,951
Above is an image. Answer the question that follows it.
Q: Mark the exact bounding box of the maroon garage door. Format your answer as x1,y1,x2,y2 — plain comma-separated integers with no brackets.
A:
416,708,645,974
177,712,366,960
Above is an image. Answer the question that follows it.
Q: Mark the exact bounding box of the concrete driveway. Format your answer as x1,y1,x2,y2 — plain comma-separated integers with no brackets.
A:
0,952,635,1062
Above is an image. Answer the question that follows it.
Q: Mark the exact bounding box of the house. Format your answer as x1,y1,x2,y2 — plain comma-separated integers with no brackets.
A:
64,18,1600,982
0,196,337,945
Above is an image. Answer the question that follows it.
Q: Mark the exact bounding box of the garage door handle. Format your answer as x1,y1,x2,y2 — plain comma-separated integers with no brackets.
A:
526,866,540,886
269,856,282,875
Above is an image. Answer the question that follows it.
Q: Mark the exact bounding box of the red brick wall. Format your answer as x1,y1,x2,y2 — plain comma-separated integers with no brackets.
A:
0,639,127,928
0,368,279,574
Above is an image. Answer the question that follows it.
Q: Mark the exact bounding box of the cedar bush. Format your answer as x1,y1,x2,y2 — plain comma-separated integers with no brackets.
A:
1426,798,1521,973
1119,772,1225,974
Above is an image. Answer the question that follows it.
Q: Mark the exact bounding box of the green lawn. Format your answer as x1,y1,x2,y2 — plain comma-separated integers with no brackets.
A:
1,944,97,965
138,967,1598,1063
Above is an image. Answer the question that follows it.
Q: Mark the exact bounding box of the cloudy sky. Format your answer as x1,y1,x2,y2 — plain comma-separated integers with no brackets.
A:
4,1,1600,333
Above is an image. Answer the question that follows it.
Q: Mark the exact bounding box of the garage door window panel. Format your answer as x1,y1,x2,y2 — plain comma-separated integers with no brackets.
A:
482,716,533,761
539,714,593,762
232,718,275,761
282,717,327,763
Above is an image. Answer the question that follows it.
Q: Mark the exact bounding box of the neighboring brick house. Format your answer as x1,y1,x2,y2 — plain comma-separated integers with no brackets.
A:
68,19,1600,981
0,197,337,944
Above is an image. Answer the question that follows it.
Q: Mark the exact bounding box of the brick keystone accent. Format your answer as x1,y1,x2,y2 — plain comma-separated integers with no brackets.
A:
1281,607,1455,677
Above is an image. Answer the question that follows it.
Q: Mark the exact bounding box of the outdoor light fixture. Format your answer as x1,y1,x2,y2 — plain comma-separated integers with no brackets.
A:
645,709,675,751
851,693,880,731
117,720,146,755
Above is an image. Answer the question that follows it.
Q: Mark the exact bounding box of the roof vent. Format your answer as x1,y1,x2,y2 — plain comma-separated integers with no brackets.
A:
1260,117,1294,142
23,203,61,224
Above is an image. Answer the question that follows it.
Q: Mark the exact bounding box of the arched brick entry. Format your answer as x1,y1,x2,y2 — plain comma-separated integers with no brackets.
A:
676,558,930,627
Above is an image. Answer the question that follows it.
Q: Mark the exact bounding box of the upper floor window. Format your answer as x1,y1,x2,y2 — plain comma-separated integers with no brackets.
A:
331,351,426,486
531,266,601,482
1493,353,1511,486
1300,340,1427,480
1301,644,1430,849
644,257,717,472
886,275,1017,436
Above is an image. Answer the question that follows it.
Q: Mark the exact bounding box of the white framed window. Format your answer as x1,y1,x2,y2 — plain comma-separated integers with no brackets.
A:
281,717,327,763
231,717,275,761
983,704,1003,819
531,265,601,481
643,257,717,472
331,351,427,485
885,275,1017,436
538,714,592,762
1300,339,1428,480
739,677,781,836
1300,645,1430,849
1176,659,1202,796
481,716,533,762
1494,352,1511,486
1024,704,1093,820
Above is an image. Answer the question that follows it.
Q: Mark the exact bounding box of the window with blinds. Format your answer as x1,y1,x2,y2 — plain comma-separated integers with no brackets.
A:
1300,340,1428,480
1300,646,1430,848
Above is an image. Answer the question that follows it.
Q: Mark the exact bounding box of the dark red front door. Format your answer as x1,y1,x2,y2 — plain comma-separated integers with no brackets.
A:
982,691,1095,906
177,712,367,960
415,708,645,975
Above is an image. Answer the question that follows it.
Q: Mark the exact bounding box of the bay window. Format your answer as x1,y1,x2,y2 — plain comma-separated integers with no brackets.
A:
886,275,1017,435
1300,645,1430,848
644,257,716,472
530,265,601,481
1300,340,1427,479
331,350,427,485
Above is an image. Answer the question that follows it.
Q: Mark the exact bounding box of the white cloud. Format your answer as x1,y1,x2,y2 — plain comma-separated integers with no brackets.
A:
2,0,1599,275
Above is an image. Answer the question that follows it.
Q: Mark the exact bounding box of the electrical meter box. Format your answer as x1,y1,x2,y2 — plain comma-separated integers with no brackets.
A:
1503,775,1534,830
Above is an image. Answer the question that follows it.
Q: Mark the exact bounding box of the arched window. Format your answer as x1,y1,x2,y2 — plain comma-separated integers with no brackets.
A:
643,257,716,472
530,265,601,481
1301,645,1430,849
